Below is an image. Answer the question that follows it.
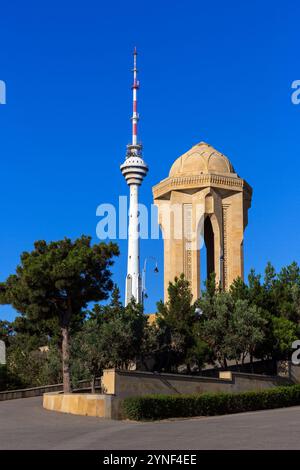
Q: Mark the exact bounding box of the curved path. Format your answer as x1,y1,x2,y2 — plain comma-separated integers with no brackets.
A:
0,397,300,450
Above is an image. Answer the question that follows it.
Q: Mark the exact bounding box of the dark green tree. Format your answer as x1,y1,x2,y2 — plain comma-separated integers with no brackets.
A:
227,300,266,365
0,236,119,392
230,277,249,302
198,290,233,368
100,296,146,369
71,318,106,393
72,287,146,384
6,337,62,389
157,274,197,371
270,317,298,359
0,320,13,344
198,290,265,368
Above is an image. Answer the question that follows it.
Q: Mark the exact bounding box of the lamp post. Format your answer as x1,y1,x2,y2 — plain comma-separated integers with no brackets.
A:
195,307,203,319
142,256,159,305
220,253,224,290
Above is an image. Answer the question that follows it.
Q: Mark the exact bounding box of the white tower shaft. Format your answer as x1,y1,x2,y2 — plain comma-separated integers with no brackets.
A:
127,184,140,302
120,48,148,306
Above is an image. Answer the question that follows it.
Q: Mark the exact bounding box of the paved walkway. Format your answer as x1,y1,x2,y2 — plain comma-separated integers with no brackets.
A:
0,397,300,449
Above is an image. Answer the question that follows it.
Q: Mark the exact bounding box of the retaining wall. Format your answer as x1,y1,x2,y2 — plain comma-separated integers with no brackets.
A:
101,368,291,419
0,378,101,401
43,392,116,418
102,369,290,399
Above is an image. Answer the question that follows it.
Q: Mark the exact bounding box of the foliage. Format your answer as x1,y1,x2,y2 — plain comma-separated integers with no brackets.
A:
98,295,146,370
13,315,61,348
225,299,266,364
230,262,300,360
0,236,119,392
185,331,212,371
197,289,265,367
71,287,147,389
1,258,300,390
0,320,13,344
0,365,8,391
271,316,298,358
122,384,300,421
5,339,61,389
156,274,199,371
71,318,106,392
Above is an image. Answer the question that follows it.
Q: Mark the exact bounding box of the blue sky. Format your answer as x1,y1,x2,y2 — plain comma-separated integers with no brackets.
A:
0,0,299,321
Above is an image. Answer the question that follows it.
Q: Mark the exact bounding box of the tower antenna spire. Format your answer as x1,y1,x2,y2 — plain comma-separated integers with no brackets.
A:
131,46,139,147
120,48,148,306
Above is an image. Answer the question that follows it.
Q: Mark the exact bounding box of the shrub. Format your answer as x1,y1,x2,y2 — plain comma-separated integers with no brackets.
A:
0,364,7,390
122,384,300,421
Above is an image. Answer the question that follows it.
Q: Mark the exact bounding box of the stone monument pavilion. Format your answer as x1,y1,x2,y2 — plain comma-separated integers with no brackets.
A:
153,142,252,300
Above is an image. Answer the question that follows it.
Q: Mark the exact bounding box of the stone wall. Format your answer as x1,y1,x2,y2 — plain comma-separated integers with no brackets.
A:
100,368,290,419
43,392,114,418
277,361,300,384
102,369,290,399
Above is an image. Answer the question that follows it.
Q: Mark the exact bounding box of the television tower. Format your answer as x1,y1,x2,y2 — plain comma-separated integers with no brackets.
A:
120,48,148,305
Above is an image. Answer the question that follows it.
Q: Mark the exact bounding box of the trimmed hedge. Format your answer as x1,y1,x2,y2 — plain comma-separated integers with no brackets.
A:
0,365,7,391
122,384,300,421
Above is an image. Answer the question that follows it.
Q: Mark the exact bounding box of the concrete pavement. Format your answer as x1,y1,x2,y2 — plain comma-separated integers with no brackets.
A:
0,396,300,450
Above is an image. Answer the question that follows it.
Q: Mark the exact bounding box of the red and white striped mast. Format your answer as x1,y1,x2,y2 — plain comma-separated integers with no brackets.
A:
120,48,148,305
132,46,139,147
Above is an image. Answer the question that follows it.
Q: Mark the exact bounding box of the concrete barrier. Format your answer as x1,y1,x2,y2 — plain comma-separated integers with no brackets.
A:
43,392,116,418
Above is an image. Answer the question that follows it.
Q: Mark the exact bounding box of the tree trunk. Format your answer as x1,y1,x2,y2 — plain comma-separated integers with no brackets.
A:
250,353,254,373
61,325,71,393
91,375,96,394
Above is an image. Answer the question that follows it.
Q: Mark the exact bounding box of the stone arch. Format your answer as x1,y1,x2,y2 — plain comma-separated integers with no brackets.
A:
198,212,222,292
204,215,215,280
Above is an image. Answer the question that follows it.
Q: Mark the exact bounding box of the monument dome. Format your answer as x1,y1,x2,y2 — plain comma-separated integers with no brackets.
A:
169,141,235,177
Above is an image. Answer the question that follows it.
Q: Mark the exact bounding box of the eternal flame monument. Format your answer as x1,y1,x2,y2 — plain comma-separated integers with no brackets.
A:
153,141,253,301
